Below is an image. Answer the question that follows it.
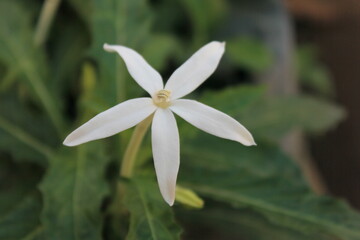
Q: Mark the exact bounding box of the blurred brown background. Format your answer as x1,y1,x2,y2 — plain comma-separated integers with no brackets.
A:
286,0,360,209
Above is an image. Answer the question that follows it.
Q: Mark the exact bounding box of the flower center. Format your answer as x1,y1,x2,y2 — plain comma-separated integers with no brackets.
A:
153,90,171,108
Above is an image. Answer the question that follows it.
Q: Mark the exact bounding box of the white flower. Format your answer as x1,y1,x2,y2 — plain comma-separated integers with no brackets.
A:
63,41,256,206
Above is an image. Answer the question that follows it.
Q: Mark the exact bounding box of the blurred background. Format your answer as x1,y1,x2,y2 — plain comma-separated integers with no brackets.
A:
1,0,360,239
286,0,360,209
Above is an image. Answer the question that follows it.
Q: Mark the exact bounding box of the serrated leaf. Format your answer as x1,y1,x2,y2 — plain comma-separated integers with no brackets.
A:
40,143,109,240
123,177,182,240
180,136,360,240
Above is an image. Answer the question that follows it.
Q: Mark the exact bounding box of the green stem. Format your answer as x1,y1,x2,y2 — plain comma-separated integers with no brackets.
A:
120,114,153,178
109,114,153,217
34,0,62,46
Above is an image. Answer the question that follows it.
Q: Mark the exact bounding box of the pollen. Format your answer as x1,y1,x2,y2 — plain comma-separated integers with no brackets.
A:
153,90,172,108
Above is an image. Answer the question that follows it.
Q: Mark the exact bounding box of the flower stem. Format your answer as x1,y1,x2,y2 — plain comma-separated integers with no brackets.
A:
109,114,153,218
34,0,62,46
120,114,153,178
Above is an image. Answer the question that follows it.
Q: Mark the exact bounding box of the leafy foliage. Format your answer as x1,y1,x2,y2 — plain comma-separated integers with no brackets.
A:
0,94,55,165
241,95,345,140
181,0,227,45
180,136,360,240
40,144,109,240
297,45,334,96
124,177,182,240
0,193,44,240
200,85,346,141
0,0,359,239
177,203,338,240
48,9,90,98
0,158,44,240
227,37,273,72
90,0,153,104
0,0,64,134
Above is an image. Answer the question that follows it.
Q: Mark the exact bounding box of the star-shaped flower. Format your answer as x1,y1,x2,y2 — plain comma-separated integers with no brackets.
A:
64,41,256,205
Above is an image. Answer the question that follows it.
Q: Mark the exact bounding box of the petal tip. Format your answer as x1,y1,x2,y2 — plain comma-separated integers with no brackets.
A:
211,41,226,49
237,136,256,147
215,41,226,54
158,180,176,207
246,136,257,146
165,197,175,206
247,138,257,147
63,137,75,147
63,133,80,147
161,187,175,206
103,43,113,52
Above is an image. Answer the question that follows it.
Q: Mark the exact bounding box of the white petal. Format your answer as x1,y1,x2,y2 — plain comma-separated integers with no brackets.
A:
170,99,256,146
165,41,225,100
104,44,163,96
64,98,156,146
151,108,180,206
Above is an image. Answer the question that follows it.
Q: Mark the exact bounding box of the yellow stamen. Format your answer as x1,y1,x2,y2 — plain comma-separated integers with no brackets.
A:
153,90,171,108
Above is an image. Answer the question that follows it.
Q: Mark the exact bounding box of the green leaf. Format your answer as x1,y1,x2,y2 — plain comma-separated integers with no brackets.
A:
0,157,44,240
66,0,91,23
181,0,227,45
0,158,44,240
180,136,360,240
0,118,49,166
297,45,334,96
0,0,64,135
142,34,180,71
199,85,346,141
0,158,43,216
240,95,346,140
227,37,273,72
90,0,153,104
123,177,182,240
200,85,266,114
177,203,336,240
176,85,265,141
48,10,90,98
0,193,44,240
40,143,109,240
0,94,56,165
